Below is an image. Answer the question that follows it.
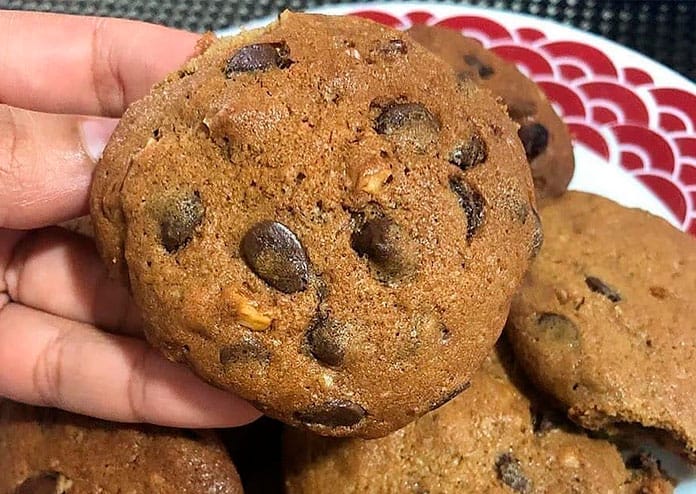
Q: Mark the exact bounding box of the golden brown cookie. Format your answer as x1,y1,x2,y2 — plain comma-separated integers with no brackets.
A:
408,24,575,198
507,191,696,462
0,400,242,493
283,345,673,493
90,12,538,438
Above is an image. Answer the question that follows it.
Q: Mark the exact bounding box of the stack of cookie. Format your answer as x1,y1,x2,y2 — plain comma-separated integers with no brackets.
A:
3,11,694,493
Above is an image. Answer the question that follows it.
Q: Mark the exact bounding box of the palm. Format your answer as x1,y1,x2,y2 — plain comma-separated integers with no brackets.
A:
0,11,259,428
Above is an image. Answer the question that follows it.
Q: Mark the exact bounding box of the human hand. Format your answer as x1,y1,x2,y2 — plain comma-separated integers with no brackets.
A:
0,10,261,428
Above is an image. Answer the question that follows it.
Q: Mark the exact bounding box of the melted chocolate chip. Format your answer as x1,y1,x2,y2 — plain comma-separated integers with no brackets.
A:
449,178,486,240
495,453,531,493
160,192,204,253
585,276,621,302
450,132,488,171
225,42,292,76
518,123,549,161
351,216,394,266
15,472,70,494
294,400,366,428
430,381,471,411
307,312,348,367
240,221,309,294
373,101,440,151
464,54,495,79
536,312,579,343
380,39,408,55
219,337,271,366
351,214,413,281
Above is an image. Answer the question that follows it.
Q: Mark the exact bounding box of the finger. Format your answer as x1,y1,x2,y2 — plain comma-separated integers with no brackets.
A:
0,104,117,229
0,10,200,116
0,303,261,428
1,227,141,336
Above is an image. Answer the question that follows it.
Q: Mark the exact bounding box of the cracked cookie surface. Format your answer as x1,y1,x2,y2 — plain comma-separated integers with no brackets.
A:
90,12,537,437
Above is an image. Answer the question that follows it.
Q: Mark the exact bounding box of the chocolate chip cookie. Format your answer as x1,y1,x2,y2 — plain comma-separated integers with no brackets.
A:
408,24,575,198
0,400,242,493
90,11,538,438
507,191,696,462
283,344,673,493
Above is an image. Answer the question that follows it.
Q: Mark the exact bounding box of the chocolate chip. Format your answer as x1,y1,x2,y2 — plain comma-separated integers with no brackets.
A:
649,286,668,299
160,192,204,253
507,101,537,121
373,101,440,151
240,221,309,294
15,472,71,494
464,54,495,79
306,311,348,367
585,276,621,302
536,312,579,343
351,216,395,269
430,381,471,411
351,214,413,281
530,208,543,258
380,39,408,55
219,337,271,366
518,123,549,161
449,178,486,240
495,453,531,493
225,42,292,76
450,132,488,171
294,400,366,428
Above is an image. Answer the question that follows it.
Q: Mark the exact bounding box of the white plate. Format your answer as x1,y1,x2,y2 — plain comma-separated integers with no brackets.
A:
220,4,696,490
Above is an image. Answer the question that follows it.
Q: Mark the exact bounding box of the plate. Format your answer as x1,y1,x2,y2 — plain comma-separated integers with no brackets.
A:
220,3,696,490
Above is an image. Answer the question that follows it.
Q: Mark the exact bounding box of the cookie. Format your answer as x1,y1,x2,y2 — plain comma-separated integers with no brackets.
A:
283,345,673,493
90,12,539,438
0,400,242,493
506,191,696,462
408,24,575,198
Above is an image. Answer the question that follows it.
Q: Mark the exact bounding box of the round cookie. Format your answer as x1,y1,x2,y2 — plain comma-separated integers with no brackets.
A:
408,24,575,198
507,191,696,462
90,11,539,438
283,345,673,493
0,400,243,493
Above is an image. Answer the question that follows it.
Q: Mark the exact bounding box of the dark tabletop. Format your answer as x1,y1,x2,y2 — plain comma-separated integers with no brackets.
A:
1,0,695,82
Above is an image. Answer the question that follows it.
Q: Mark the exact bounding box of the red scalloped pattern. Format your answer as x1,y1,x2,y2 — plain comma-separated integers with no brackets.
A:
351,9,696,235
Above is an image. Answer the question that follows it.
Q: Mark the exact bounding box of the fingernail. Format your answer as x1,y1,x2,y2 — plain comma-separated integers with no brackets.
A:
80,118,119,162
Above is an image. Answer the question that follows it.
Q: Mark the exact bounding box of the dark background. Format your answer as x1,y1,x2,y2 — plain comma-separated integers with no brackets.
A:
1,0,694,81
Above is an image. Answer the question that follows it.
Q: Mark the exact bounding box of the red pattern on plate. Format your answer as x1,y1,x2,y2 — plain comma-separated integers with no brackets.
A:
351,9,696,235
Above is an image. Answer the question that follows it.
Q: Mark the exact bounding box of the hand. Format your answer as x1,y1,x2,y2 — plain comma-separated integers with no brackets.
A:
0,10,261,428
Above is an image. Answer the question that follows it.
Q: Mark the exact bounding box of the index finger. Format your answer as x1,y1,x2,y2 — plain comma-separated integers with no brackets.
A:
0,10,200,117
